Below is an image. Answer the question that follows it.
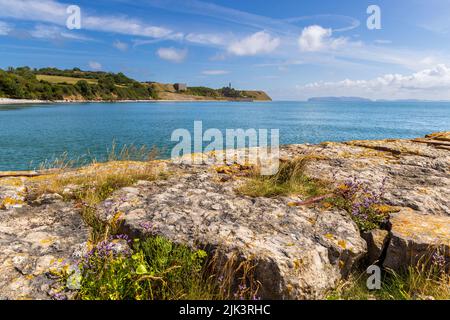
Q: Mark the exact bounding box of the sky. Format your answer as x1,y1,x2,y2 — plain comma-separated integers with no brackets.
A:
1,0,450,100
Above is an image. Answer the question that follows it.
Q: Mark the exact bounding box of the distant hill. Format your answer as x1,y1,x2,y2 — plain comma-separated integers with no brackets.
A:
308,96,372,102
148,83,271,101
0,67,271,102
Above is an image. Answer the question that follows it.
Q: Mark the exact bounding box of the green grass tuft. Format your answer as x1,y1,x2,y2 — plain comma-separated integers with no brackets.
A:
237,156,330,198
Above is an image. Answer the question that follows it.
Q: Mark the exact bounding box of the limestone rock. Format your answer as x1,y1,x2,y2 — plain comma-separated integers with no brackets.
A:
97,168,367,299
62,184,82,197
0,180,27,210
0,132,448,300
362,229,389,265
32,193,63,206
0,202,88,299
285,136,450,216
383,208,450,271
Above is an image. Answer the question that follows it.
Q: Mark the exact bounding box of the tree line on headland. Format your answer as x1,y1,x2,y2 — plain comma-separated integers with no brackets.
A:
0,67,158,101
0,67,270,101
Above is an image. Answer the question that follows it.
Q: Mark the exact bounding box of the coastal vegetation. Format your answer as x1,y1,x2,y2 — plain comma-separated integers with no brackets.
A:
151,83,271,101
74,236,260,300
236,156,330,198
186,86,247,99
237,156,392,231
0,67,271,102
0,67,158,101
328,262,450,300
26,147,259,300
76,236,214,300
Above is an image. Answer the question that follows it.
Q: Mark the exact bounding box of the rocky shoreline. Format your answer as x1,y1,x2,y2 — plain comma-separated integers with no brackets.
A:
0,132,449,299
0,98,51,105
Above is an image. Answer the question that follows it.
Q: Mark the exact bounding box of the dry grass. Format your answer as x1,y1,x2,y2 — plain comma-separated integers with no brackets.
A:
328,266,450,300
237,156,331,198
36,74,98,85
36,75,98,85
27,144,166,243
204,249,261,300
30,161,165,243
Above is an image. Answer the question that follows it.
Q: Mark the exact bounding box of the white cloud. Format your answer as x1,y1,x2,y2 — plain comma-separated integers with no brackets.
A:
0,21,12,35
298,25,347,52
228,31,280,56
88,61,102,70
185,33,226,46
157,47,187,63
83,16,173,39
30,24,90,40
113,40,128,51
0,0,66,24
374,39,392,45
202,70,229,75
297,64,450,100
0,0,177,40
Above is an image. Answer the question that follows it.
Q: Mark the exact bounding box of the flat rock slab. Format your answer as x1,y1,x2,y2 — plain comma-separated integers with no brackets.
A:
0,132,448,299
0,201,88,299
282,137,450,216
98,168,367,299
384,209,450,271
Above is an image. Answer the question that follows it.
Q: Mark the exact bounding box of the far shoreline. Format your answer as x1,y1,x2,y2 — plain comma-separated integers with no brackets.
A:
0,98,272,105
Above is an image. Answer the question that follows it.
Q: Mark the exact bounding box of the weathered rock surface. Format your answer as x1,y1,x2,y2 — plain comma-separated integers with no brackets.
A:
282,136,450,216
383,208,450,271
0,200,88,299
362,229,390,265
98,170,367,299
0,132,449,299
0,177,27,210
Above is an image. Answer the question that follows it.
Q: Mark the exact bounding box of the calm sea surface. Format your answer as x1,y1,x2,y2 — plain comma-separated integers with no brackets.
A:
1,101,449,171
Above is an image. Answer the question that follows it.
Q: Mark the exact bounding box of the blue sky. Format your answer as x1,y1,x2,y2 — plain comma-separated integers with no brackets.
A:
1,0,450,100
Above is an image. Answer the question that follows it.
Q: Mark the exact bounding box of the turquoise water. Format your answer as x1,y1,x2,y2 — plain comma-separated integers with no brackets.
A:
0,101,449,171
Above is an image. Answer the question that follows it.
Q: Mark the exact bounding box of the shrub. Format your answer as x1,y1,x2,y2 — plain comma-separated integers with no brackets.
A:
78,236,214,300
0,67,156,100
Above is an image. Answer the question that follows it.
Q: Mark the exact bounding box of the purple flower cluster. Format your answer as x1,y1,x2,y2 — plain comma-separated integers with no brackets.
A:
340,177,363,200
233,284,248,300
81,234,133,269
231,283,260,300
51,292,67,300
114,233,132,244
140,221,153,232
339,177,387,221
432,251,446,270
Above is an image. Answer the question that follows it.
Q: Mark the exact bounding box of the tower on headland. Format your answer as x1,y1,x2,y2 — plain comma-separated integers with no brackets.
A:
174,83,187,92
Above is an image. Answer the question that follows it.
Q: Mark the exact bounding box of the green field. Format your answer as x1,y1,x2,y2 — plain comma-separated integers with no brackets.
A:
36,74,98,85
